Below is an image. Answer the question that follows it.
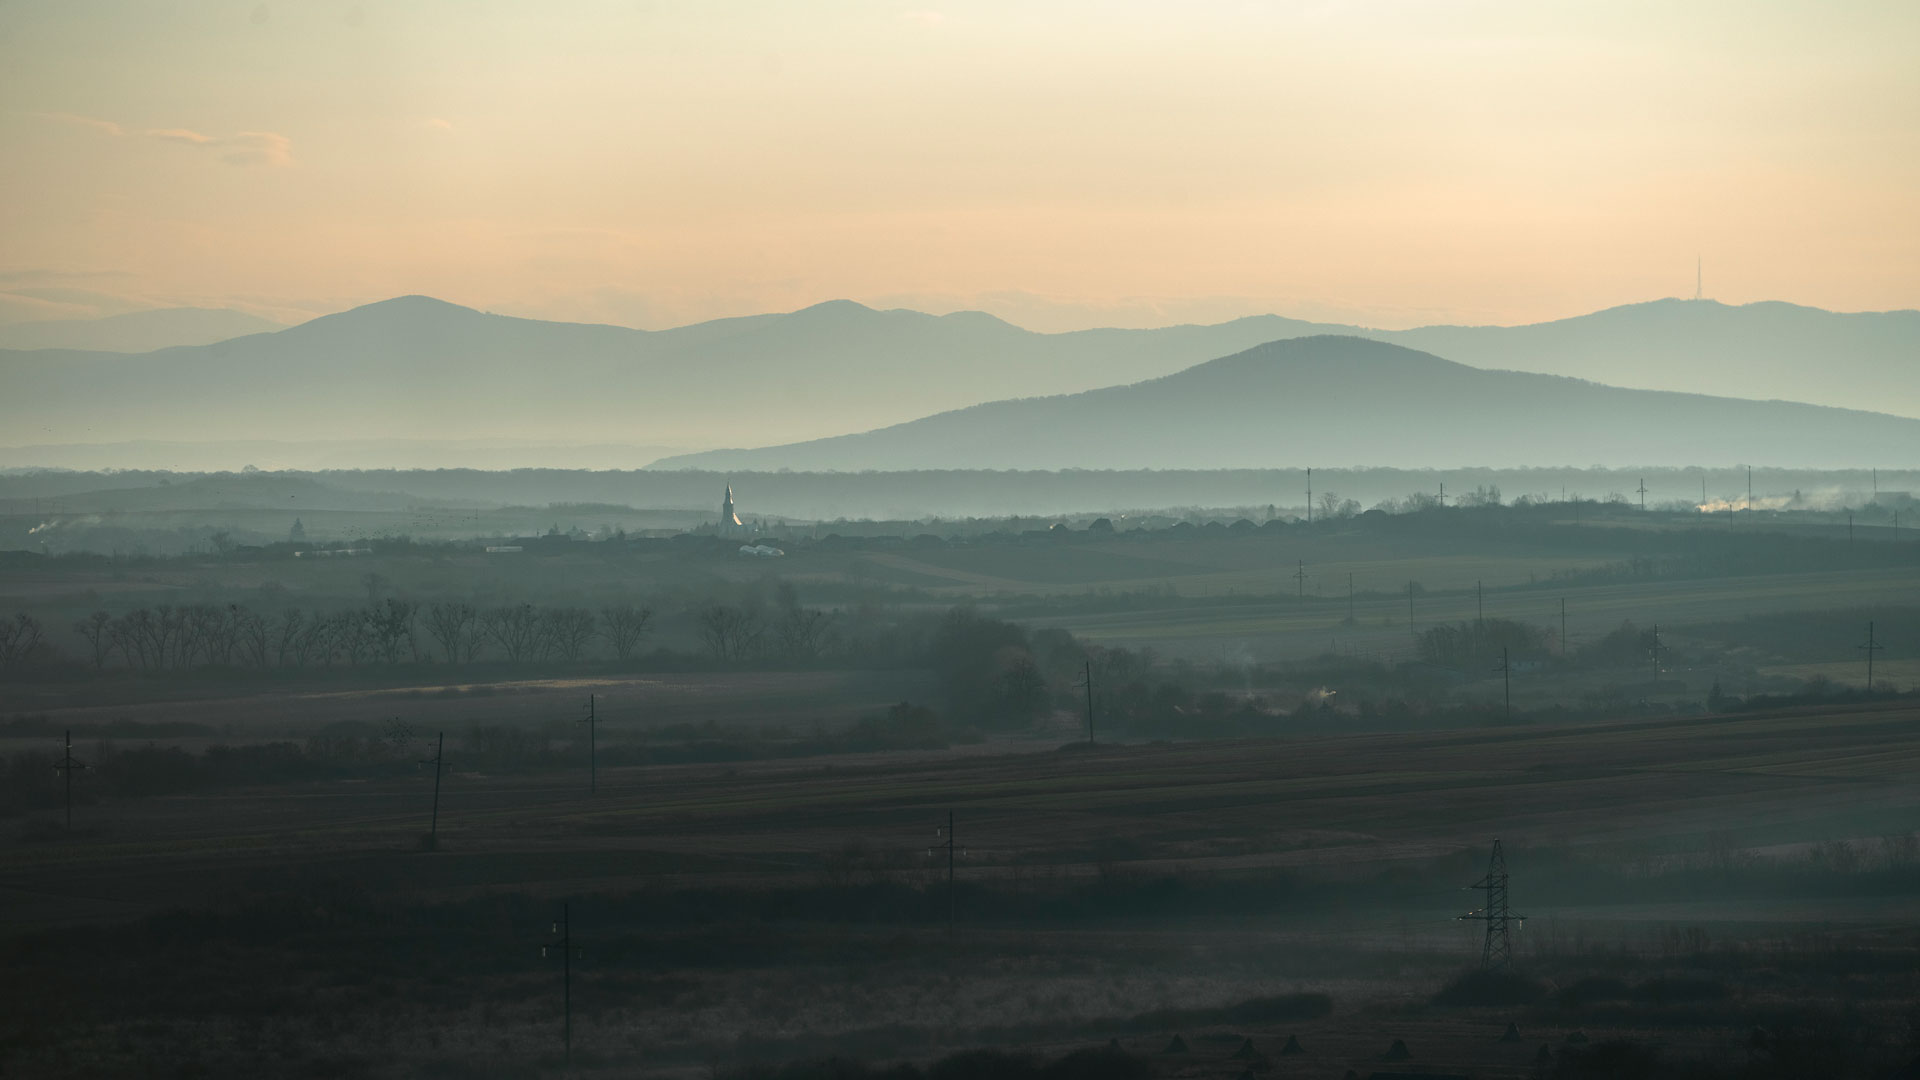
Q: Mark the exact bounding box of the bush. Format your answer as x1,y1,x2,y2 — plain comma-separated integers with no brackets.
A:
1431,968,1548,1007
1553,975,1633,1008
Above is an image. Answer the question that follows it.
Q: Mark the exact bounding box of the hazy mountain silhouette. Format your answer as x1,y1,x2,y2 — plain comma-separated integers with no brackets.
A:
652,336,1920,471
0,307,286,352
0,296,1342,453
5,295,1916,467
1385,299,1920,419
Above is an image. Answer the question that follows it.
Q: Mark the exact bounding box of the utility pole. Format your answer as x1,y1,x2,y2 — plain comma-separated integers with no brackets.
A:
1408,581,1417,643
931,813,962,936
1347,572,1355,624
53,729,86,830
1848,513,1854,545
1560,598,1568,657
1498,647,1511,722
1747,466,1753,518
582,693,597,795
1079,660,1095,744
421,731,446,850
1859,622,1884,692
1305,467,1312,525
1438,481,1446,508
1637,478,1647,512
1458,839,1524,971
541,903,578,1065
1294,559,1306,599
1648,626,1663,691
1476,580,1484,626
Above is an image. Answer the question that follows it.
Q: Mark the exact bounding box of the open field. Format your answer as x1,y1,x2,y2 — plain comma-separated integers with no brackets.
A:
9,701,1920,928
1030,565,1920,665
7,701,1920,1077
0,669,935,743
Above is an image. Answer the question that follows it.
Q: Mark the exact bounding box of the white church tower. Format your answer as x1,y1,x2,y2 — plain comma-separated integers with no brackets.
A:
721,484,744,534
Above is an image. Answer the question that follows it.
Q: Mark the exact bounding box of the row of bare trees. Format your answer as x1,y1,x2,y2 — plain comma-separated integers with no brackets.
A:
27,601,656,671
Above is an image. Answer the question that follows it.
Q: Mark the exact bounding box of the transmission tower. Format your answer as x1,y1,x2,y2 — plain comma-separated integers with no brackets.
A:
1458,838,1525,970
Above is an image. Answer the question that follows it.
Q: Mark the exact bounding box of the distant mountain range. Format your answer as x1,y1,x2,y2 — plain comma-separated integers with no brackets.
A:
652,336,1920,471
0,307,286,352
2,294,1915,469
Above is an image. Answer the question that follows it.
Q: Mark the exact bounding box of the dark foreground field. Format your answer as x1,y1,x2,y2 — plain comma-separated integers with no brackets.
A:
5,701,1920,1078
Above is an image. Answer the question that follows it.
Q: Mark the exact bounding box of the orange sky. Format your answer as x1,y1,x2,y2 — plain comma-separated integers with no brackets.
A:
2,1,1915,331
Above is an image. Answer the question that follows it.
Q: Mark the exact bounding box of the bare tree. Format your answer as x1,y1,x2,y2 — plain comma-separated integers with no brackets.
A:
777,606,834,660
541,607,598,662
482,603,541,663
330,609,373,667
233,606,270,668
600,603,653,662
111,609,155,669
0,612,46,666
424,601,479,664
697,604,763,662
369,599,417,664
272,608,307,667
74,610,114,668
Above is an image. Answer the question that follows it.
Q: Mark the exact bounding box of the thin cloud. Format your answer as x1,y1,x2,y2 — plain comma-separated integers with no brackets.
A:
37,112,124,136
148,128,294,167
37,112,293,166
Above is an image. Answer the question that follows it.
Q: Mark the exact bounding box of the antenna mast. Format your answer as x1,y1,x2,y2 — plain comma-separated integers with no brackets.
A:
1695,256,1702,301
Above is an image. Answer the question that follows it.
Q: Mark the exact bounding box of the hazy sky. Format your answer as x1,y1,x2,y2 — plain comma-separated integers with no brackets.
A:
2,1,1915,332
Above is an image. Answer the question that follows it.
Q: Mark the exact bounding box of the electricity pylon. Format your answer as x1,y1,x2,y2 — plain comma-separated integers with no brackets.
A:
1859,622,1885,692
52,729,87,830
541,903,581,1065
1458,839,1525,970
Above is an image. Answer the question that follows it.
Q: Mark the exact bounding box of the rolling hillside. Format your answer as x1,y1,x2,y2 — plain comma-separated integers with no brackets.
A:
654,336,1920,471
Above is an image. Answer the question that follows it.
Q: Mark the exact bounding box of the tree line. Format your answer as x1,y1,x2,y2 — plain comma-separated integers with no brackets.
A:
0,600,657,671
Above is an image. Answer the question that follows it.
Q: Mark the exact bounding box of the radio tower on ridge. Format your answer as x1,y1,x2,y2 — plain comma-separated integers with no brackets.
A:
1695,257,1702,302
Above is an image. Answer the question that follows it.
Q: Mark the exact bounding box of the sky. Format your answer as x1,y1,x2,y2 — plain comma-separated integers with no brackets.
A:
1,1,1916,333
